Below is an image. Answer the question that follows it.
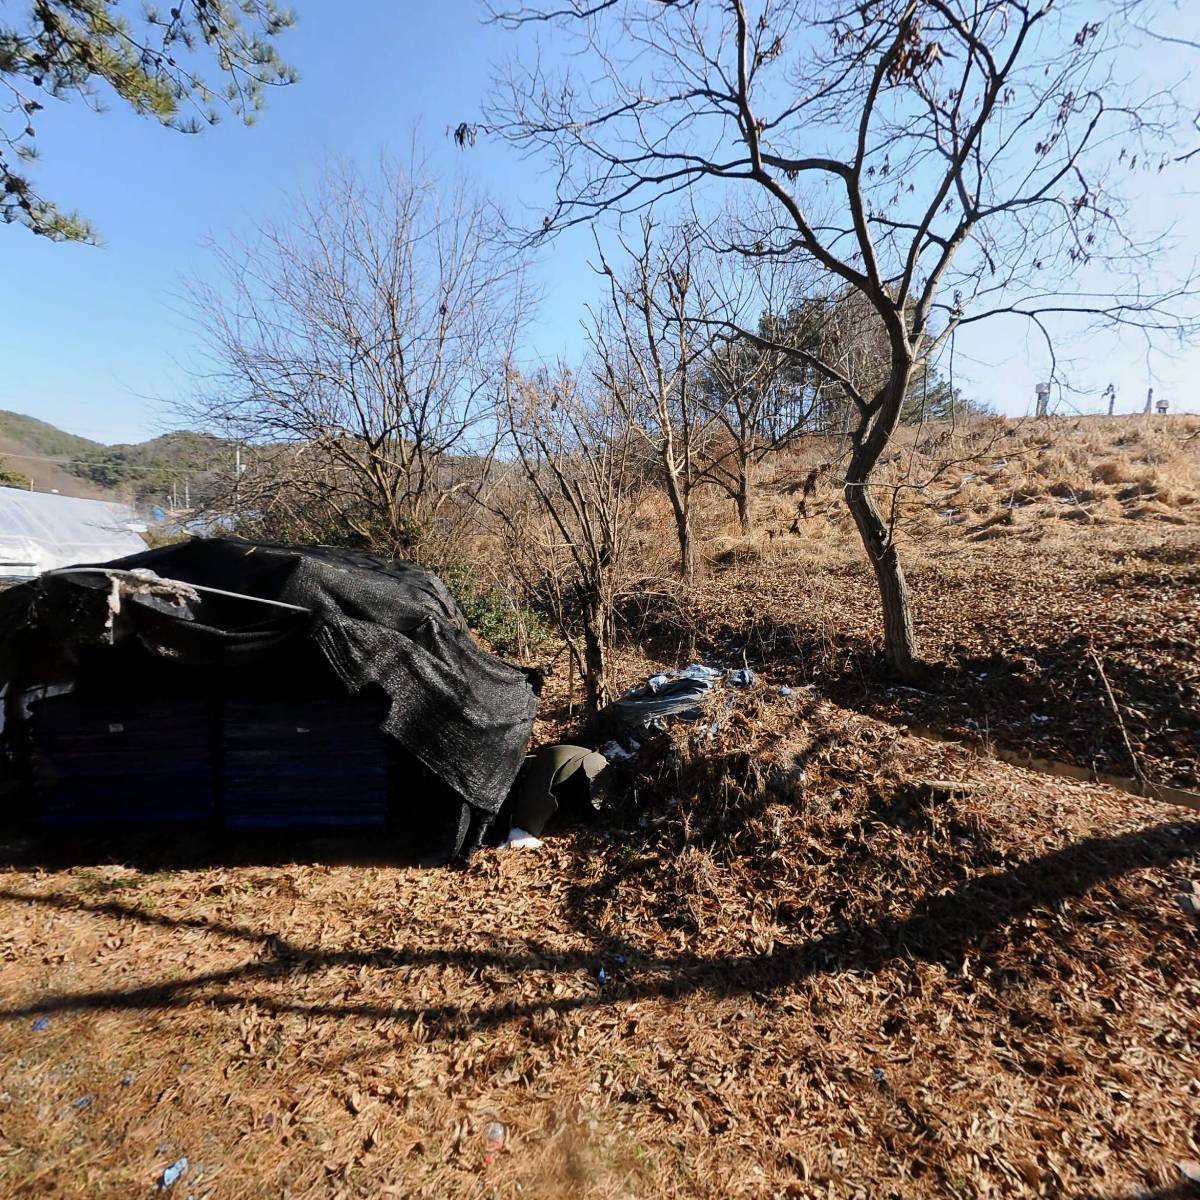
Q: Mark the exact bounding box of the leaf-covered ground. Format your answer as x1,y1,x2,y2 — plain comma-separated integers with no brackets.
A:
658,521,1200,791
1,698,1197,1199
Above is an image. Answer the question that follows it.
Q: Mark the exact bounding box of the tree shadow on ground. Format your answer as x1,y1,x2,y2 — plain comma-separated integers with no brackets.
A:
0,820,429,871
662,600,1196,790
2,819,1195,1033
838,631,1199,792
1087,1185,1200,1200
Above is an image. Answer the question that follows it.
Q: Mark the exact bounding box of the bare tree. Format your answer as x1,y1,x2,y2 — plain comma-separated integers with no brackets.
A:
590,218,715,581
498,365,639,712
692,252,830,534
184,158,528,561
476,0,1200,678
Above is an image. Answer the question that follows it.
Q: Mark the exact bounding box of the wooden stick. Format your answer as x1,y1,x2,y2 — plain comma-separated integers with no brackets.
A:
1087,645,1147,790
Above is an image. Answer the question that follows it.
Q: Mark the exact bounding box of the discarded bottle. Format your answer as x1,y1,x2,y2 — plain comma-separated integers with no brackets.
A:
482,1121,507,1166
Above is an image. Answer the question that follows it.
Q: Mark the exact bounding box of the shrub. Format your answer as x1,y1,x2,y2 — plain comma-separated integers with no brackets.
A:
440,562,548,659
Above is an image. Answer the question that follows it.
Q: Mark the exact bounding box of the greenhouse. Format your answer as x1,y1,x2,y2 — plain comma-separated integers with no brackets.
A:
0,488,147,581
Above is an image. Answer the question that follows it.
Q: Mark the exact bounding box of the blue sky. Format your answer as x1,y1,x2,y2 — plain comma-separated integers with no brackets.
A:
2,2,1198,445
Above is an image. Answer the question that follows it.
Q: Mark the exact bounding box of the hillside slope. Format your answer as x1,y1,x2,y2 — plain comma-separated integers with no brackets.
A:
0,412,231,508
0,411,104,461
593,414,1200,787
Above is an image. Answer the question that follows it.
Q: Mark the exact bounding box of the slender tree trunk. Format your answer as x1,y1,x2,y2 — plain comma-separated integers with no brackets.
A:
736,451,754,537
673,504,694,580
663,457,694,581
582,599,612,713
844,361,921,680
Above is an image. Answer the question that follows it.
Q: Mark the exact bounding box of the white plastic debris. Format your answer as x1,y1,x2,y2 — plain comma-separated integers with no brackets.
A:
500,827,543,850
483,1121,507,1166
157,1157,189,1190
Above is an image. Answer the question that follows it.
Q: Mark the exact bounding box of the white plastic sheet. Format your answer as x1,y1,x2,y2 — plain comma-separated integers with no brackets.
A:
0,487,147,580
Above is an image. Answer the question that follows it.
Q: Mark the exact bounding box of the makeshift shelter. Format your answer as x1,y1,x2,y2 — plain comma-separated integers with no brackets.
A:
0,538,540,861
0,488,147,581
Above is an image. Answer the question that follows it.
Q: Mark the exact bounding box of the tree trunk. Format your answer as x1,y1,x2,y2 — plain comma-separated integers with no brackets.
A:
843,357,921,681
673,505,695,580
582,602,611,713
663,458,694,581
843,478,920,679
736,453,754,537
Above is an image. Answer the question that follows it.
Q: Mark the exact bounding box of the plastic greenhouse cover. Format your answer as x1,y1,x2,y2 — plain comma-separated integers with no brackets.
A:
0,488,147,580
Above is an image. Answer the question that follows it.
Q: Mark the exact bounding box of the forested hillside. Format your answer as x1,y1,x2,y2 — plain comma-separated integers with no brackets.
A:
0,412,231,508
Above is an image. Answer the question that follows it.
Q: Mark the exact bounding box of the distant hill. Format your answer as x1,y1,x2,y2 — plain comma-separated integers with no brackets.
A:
0,411,105,460
0,411,232,510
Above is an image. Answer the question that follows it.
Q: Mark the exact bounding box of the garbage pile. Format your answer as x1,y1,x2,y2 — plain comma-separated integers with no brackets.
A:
602,661,758,733
496,663,770,845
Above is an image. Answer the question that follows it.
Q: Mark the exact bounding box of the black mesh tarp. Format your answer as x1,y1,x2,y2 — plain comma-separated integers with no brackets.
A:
0,538,539,857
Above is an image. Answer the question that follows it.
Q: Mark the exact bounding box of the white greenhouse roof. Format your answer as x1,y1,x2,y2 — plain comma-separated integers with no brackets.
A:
0,488,148,580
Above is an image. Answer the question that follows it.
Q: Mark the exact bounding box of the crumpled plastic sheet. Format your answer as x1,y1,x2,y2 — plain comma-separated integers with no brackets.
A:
605,664,721,732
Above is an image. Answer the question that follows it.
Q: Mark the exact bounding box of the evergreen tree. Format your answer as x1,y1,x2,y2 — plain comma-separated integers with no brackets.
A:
1,1,296,241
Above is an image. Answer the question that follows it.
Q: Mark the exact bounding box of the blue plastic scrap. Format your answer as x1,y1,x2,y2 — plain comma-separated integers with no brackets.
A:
778,686,794,697
158,1157,189,1190
728,667,756,687
31,1017,49,1032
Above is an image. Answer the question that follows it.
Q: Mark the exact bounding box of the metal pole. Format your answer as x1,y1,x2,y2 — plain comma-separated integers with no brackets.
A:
46,568,311,614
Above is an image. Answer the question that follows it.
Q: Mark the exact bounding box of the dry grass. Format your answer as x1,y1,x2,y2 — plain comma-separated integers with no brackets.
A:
621,415,1200,790
695,414,1200,556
